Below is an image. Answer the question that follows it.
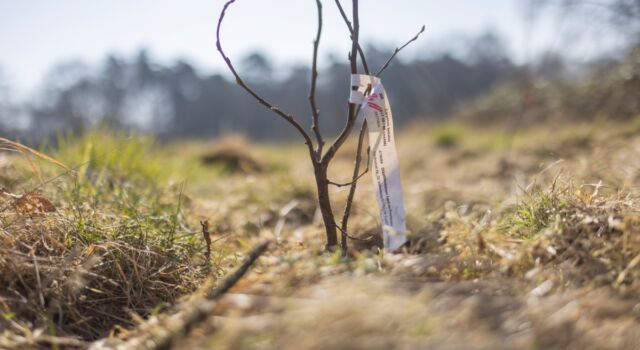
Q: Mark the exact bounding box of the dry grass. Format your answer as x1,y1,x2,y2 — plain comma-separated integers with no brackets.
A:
199,135,266,174
0,132,235,348
173,119,640,350
2,119,640,349
0,137,70,185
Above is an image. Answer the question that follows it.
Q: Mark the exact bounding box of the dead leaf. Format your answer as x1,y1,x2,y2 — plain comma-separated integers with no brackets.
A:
12,192,56,214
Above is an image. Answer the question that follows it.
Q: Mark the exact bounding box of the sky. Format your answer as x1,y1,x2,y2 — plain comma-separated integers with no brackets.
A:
0,0,625,96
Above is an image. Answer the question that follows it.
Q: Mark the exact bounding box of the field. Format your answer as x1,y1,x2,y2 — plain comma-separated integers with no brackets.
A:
1,119,640,349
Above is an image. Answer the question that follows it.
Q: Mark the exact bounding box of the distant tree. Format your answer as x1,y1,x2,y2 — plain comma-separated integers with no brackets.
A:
31,61,93,135
466,31,510,64
100,55,127,127
534,52,567,80
240,51,274,84
15,28,524,143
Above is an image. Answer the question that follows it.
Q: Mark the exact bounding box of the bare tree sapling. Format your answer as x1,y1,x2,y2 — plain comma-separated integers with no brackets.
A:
216,0,424,253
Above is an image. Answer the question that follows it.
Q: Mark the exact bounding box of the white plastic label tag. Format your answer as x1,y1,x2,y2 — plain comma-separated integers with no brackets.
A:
350,74,407,251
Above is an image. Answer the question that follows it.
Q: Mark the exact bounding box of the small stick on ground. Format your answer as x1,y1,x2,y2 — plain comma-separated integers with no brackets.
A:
136,240,270,350
200,220,212,263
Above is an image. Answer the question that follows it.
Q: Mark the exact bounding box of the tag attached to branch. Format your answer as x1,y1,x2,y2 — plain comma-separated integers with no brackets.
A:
350,74,407,251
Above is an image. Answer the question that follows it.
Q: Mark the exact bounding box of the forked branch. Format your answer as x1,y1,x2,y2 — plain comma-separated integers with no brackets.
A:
333,0,370,74
336,224,374,242
216,0,315,158
320,0,362,166
324,3,425,166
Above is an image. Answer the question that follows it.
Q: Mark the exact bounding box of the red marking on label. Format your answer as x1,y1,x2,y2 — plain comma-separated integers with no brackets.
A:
368,102,382,111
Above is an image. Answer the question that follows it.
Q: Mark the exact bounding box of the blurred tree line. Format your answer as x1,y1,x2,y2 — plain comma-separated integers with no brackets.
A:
0,32,518,141
0,0,637,142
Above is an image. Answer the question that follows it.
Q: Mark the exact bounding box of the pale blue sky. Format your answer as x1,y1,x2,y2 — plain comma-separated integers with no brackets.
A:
0,0,624,95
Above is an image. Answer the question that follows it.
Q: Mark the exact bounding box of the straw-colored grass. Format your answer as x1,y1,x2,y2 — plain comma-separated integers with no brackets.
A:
2,119,640,349
0,132,235,348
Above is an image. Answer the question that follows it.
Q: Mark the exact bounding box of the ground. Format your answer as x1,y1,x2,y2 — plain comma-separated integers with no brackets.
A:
1,119,640,349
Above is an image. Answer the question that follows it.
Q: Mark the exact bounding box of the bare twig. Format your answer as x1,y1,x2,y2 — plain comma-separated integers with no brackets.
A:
144,240,270,350
316,0,367,251
205,240,270,299
28,335,87,348
332,0,375,253
320,0,361,166
335,224,374,242
328,145,370,188
309,0,324,159
333,0,370,74
216,0,315,160
340,120,368,253
375,25,426,77
308,0,365,249
349,0,360,88
200,220,212,263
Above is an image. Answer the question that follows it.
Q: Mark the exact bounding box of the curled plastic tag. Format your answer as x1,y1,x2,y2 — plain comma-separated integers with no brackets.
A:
350,74,407,251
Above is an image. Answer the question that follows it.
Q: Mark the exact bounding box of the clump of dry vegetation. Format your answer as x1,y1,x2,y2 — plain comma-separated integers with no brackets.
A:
199,135,266,174
0,132,223,348
504,179,640,291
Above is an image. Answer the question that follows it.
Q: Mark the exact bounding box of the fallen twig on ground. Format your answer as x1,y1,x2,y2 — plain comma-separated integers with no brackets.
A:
108,240,270,350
